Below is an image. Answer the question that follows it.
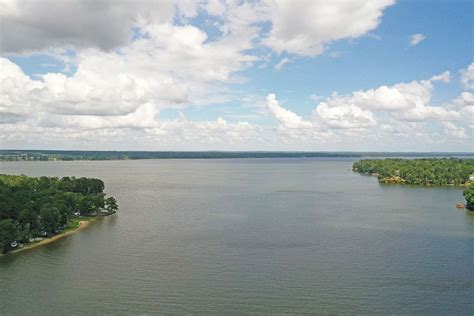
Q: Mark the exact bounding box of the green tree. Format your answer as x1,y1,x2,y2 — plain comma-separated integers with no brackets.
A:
463,183,474,210
40,208,60,234
18,207,38,229
0,219,18,253
0,174,118,253
104,197,118,213
353,158,474,186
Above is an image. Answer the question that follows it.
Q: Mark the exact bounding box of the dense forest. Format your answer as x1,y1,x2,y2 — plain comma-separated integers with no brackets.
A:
0,174,117,254
1,150,473,161
352,158,474,210
463,183,474,210
353,158,474,186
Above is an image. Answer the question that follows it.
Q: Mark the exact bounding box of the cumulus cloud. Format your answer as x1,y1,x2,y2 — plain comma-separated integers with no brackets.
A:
313,100,377,129
0,0,198,54
441,121,467,140
450,91,474,109
311,71,457,123
39,103,159,130
409,33,426,46
460,63,474,90
444,92,474,123
151,115,260,145
0,13,257,117
266,94,312,128
396,104,460,121
0,58,43,121
0,1,471,151
1,0,395,57
0,1,272,149
263,69,471,148
0,116,267,151
264,0,395,56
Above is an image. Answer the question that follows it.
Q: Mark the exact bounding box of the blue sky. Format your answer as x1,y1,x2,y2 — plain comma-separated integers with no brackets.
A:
0,0,472,151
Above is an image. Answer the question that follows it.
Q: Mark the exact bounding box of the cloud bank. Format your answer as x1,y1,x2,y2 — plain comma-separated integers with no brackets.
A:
0,0,472,151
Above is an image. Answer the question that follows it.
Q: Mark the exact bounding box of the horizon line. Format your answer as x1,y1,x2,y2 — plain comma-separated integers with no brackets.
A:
1,149,474,154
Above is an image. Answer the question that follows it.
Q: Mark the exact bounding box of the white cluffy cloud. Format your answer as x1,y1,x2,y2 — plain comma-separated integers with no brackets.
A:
409,33,426,46
0,0,396,127
265,69,470,141
313,71,458,123
1,0,395,58
441,121,467,140
0,58,43,121
0,0,197,54
0,1,471,151
460,62,474,90
266,94,312,129
39,103,159,130
0,14,257,122
264,0,395,56
313,100,377,129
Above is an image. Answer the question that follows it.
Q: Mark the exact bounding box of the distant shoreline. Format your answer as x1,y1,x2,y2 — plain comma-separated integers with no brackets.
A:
361,172,470,188
1,149,473,161
1,220,93,256
352,158,474,210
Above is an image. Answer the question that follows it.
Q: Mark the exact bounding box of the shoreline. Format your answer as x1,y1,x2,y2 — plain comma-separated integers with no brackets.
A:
1,219,93,256
354,171,471,188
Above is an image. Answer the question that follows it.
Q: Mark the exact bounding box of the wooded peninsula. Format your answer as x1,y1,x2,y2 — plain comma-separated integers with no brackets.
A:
0,174,118,254
352,158,474,210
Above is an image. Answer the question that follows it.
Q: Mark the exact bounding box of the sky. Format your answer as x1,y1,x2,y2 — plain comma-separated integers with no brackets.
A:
0,0,473,151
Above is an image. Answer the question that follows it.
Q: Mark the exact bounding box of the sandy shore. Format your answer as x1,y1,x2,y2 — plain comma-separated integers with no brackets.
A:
2,220,92,256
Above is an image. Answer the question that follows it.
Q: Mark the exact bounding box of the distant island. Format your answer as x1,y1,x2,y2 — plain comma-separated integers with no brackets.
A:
352,158,474,210
0,174,118,254
1,150,474,161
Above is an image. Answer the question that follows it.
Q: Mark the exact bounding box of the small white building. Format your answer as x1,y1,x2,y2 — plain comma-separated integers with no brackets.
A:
470,174,474,181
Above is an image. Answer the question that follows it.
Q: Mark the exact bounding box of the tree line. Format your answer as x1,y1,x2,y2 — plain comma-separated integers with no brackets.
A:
463,183,474,210
2,150,473,161
353,158,474,186
0,174,118,253
352,158,474,210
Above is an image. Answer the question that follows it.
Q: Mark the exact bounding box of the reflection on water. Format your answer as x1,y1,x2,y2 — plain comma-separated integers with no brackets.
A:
0,158,473,314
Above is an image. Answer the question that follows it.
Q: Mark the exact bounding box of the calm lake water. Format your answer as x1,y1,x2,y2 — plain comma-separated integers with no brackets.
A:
1,159,473,314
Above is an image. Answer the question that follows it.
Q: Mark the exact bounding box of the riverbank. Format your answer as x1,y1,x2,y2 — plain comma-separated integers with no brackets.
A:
352,158,474,187
371,174,470,187
1,217,98,256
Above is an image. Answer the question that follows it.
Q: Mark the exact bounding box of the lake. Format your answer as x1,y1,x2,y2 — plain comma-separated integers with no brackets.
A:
1,159,473,314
